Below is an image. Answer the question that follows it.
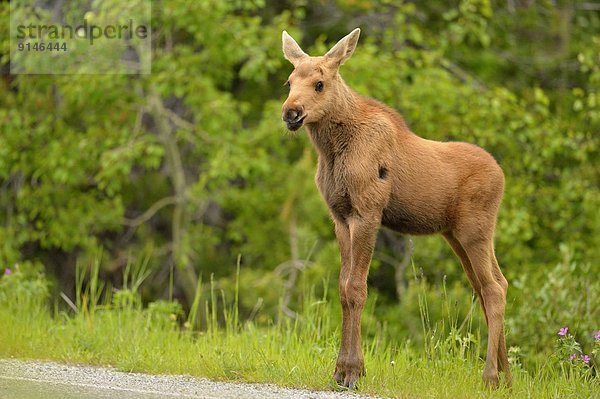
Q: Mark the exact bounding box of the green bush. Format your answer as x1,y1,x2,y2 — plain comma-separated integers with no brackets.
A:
0,264,49,313
507,245,600,366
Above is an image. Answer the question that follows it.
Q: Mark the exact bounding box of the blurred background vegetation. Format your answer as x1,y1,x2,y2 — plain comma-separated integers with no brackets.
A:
0,0,598,368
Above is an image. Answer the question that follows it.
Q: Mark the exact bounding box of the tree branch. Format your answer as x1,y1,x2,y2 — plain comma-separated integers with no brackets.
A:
121,196,179,227
148,86,199,304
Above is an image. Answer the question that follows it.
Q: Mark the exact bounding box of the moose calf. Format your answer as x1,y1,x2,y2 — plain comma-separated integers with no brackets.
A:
281,28,510,389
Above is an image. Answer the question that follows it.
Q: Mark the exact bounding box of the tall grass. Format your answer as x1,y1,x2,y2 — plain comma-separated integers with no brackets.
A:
0,259,597,399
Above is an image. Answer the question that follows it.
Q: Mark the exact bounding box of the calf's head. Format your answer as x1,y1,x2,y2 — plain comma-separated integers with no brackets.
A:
281,28,360,131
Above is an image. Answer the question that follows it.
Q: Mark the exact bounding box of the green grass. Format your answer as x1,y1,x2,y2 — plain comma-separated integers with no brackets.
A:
0,262,598,399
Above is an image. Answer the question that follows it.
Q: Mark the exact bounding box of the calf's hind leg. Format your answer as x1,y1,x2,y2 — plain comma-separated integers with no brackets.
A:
443,232,487,321
455,231,508,388
445,231,511,387
490,251,511,386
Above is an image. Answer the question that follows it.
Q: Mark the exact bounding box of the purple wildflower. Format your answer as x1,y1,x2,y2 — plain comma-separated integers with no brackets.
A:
569,353,577,361
558,327,569,337
594,330,600,341
581,354,591,364
3,268,11,276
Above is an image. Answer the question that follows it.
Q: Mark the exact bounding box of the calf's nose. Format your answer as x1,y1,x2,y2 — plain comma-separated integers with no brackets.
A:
282,107,303,123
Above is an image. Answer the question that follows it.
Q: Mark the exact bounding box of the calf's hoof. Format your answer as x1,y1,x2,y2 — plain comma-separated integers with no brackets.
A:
503,371,513,388
334,362,365,389
482,369,499,389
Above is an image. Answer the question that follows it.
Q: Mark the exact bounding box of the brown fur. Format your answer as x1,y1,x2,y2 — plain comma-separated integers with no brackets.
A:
281,28,511,389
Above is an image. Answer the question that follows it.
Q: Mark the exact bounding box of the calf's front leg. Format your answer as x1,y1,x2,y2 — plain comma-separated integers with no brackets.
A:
334,216,379,388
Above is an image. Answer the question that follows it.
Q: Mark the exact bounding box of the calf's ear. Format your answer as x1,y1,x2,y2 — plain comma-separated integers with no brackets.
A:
282,31,308,67
325,28,360,67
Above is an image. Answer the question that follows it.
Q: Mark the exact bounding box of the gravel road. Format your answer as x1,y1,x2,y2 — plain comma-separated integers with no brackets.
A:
0,359,382,399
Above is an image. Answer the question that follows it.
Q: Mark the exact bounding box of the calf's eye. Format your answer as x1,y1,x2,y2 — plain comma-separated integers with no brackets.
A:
315,81,324,92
